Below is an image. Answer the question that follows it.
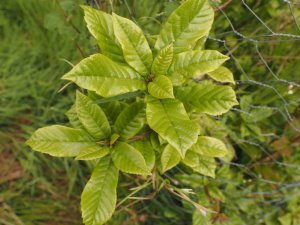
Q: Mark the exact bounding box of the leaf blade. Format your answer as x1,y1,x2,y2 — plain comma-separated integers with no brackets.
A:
114,102,146,139
62,54,146,97
148,75,174,99
75,146,110,160
82,6,124,63
111,142,150,175
168,50,229,79
76,91,111,139
161,144,181,173
190,136,228,157
175,81,238,115
113,13,152,75
155,0,214,53
81,156,118,225
207,66,235,84
26,125,96,157
146,96,199,157
151,44,173,76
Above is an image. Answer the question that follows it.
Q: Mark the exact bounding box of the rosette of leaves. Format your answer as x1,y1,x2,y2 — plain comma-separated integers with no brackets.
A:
26,0,238,224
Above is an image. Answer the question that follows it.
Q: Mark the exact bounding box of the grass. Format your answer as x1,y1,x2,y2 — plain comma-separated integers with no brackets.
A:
0,0,90,224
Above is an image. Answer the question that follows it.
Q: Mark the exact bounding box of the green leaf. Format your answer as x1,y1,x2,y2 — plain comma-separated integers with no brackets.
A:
175,81,238,115
148,75,174,99
110,133,120,146
132,140,155,171
62,54,146,97
145,96,199,157
111,142,150,175
112,13,152,76
168,50,229,79
182,151,216,178
190,136,228,157
161,144,181,173
65,103,83,129
76,92,111,139
114,102,146,139
155,0,214,53
75,146,110,160
151,44,173,76
193,210,211,225
81,6,124,63
26,125,96,157
81,156,118,225
207,66,235,84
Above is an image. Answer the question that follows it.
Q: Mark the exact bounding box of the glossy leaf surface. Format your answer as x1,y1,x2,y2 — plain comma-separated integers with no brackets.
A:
114,102,146,139
26,125,96,157
148,75,174,99
175,82,238,115
161,144,181,173
76,92,111,139
82,6,124,63
81,156,118,225
155,0,214,53
146,96,199,157
111,142,150,175
62,54,146,97
113,13,152,75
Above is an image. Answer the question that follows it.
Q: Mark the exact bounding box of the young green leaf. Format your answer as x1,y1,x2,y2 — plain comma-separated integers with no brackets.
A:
132,140,156,172
182,151,216,178
155,0,214,53
175,82,238,115
81,6,124,63
81,156,118,225
148,75,174,99
111,142,150,175
146,96,199,157
75,146,110,160
190,136,228,157
207,66,235,84
62,54,146,97
112,13,153,76
26,125,96,157
114,102,146,139
168,50,229,79
76,92,111,139
151,44,173,76
161,144,181,173
65,103,84,129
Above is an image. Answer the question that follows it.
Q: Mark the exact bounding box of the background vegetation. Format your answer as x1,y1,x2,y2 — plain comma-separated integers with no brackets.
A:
0,0,299,224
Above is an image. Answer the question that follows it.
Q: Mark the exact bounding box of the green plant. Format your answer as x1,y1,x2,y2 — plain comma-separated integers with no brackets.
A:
26,0,238,224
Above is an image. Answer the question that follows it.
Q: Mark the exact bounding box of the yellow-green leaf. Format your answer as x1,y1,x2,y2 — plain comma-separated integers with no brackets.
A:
207,66,235,84
148,75,174,99
190,136,228,157
146,96,199,157
62,54,146,97
75,146,109,160
76,91,111,139
155,0,214,53
114,102,146,140
168,50,229,79
182,151,216,178
175,81,238,115
26,125,96,157
113,13,152,76
151,44,173,76
81,6,124,63
111,142,150,175
81,156,118,225
161,144,181,173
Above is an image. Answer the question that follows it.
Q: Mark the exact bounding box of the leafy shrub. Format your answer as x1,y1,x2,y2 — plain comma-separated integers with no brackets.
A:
26,0,238,224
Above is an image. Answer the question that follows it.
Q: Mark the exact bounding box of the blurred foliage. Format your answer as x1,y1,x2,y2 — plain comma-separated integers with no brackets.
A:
1,0,300,224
